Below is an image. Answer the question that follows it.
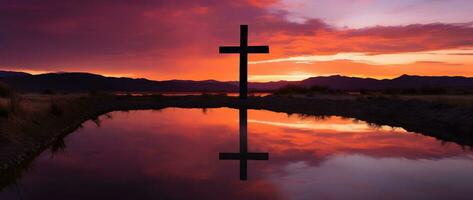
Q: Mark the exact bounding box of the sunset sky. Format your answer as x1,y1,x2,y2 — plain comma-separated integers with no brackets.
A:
1,0,472,81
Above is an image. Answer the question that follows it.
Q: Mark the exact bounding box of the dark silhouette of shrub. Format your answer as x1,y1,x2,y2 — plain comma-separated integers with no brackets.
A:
419,86,446,95
42,89,56,95
274,85,307,95
401,88,418,94
89,90,98,96
0,83,11,98
309,85,331,93
49,103,63,116
0,105,8,118
89,90,103,96
275,84,337,95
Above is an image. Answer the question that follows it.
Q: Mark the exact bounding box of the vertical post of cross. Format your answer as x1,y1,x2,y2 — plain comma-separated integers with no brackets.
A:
239,25,248,99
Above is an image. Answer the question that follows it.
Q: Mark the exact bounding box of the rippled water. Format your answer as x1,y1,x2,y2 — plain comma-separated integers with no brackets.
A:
1,108,473,200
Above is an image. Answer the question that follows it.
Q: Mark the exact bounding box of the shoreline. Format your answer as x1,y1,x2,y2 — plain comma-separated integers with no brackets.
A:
1,94,473,187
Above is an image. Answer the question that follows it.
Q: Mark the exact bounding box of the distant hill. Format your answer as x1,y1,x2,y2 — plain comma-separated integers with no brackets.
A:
0,71,238,92
248,75,473,92
0,71,32,78
299,75,473,91
1,70,472,93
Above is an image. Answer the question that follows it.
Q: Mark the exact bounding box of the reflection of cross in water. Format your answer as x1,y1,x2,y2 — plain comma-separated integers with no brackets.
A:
219,25,269,99
219,108,269,180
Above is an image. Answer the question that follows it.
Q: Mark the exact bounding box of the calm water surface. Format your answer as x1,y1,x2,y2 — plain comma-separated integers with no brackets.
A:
1,108,473,200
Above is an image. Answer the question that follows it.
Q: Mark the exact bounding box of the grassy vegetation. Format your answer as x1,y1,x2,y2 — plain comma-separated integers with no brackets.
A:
274,84,339,96
374,87,473,95
0,83,22,119
0,93,110,181
274,83,473,97
273,84,473,108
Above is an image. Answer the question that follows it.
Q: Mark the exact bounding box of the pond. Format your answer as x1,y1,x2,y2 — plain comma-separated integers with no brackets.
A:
1,108,473,200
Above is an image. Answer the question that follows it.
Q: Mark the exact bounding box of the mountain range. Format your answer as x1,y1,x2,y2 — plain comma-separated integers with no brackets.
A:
1,71,473,93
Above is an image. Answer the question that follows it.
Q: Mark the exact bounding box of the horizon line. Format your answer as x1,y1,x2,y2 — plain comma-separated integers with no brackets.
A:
1,69,473,83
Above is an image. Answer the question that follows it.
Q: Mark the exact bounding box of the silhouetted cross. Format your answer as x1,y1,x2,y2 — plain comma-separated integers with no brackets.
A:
219,108,269,180
219,25,269,99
